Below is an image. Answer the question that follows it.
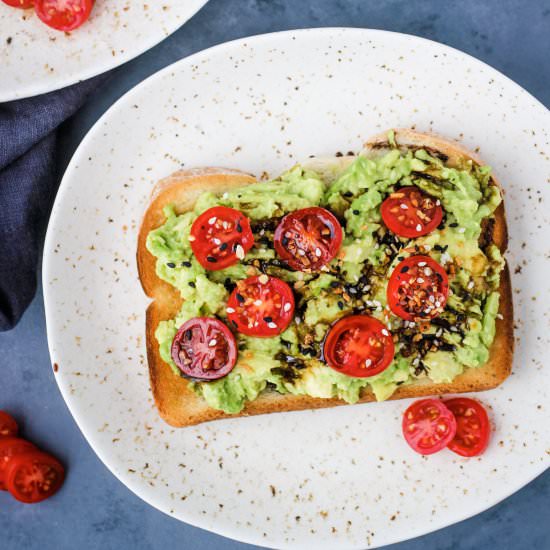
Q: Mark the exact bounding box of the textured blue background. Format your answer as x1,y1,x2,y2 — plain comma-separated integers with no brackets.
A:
1,1,549,549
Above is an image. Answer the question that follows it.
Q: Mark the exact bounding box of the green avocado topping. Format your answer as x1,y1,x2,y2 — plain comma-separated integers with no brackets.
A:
146,147,504,414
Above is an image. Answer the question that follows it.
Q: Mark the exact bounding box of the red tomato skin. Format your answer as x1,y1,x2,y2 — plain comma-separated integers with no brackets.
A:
5,451,65,503
227,276,295,337
0,437,36,491
34,0,94,32
190,206,254,271
402,399,457,455
324,315,395,378
274,207,343,271
444,397,491,457
0,411,19,438
171,317,237,380
2,0,34,8
387,255,449,321
381,186,443,238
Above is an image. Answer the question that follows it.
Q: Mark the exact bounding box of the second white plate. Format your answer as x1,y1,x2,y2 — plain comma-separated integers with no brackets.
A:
44,29,550,549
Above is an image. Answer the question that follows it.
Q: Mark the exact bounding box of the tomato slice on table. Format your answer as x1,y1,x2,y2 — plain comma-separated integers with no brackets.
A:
34,0,94,32
387,255,449,321
171,317,237,380
444,397,491,457
0,437,36,490
2,0,34,8
381,186,443,238
274,207,343,271
189,206,254,270
0,411,18,438
5,451,65,503
324,315,394,377
402,399,457,455
226,275,295,337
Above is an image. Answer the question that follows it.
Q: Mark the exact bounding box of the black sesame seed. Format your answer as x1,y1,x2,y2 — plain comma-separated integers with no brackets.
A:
185,330,192,340
263,316,273,323
166,262,176,268
181,261,192,267
397,256,405,261
219,243,228,251
337,301,344,310
449,222,459,228
330,281,339,288
352,210,360,215
207,256,217,263
188,282,196,288
400,266,409,273
343,191,353,197
236,222,242,233
236,293,245,303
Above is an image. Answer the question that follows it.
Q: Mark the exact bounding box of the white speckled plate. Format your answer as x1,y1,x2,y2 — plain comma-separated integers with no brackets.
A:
43,29,550,549
0,0,208,102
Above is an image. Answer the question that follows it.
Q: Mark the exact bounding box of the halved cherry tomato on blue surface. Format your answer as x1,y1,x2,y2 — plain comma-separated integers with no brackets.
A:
0,437,36,491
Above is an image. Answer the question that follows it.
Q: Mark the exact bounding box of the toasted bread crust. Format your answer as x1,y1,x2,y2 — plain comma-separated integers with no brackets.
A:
138,131,514,427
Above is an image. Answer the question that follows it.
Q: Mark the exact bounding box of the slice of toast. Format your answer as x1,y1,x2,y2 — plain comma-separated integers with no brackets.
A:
137,131,514,427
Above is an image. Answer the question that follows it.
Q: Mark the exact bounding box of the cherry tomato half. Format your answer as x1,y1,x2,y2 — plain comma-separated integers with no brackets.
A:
171,317,237,380
2,0,34,8
0,411,18,438
402,399,457,455
444,397,491,457
226,275,295,337
0,437,36,491
381,186,443,238
34,0,94,32
5,451,65,503
387,255,449,321
189,206,254,271
324,315,394,377
274,207,343,271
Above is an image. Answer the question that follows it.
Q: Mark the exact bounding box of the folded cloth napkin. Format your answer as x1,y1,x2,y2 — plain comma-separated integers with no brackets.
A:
0,75,109,331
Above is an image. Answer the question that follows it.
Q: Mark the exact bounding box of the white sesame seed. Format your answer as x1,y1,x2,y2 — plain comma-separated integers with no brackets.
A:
315,247,322,257
222,221,229,230
208,217,217,225
283,303,292,312
496,313,504,320
435,200,441,206
295,317,301,325
381,328,390,337
208,339,217,347
235,244,245,259
418,261,427,267
297,249,306,256
416,224,422,232
458,227,465,233
435,301,441,307
226,307,235,313
467,280,475,289
188,235,196,242
222,192,229,199
400,204,408,210
258,274,269,284
429,295,435,303
267,322,277,329
436,329,443,337
365,359,372,367
424,267,432,276
417,277,424,283
253,299,262,306
213,238,221,245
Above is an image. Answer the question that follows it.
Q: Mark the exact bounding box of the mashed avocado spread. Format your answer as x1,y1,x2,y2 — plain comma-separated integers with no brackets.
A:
147,145,504,414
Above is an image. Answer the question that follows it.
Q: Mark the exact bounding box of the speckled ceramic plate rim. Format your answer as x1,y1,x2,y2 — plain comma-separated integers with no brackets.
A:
0,0,208,102
43,28,550,549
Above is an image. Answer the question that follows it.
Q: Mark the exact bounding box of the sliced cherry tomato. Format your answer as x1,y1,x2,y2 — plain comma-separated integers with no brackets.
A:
324,315,394,377
171,317,237,380
189,206,254,271
387,255,448,321
274,207,343,271
402,399,457,455
444,397,491,457
34,0,93,32
0,411,18,438
5,451,65,503
381,186,443,238
0,437,36,491
2,0,34,8
226,275,295,337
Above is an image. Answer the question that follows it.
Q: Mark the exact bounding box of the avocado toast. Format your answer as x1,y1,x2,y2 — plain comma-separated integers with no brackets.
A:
137,129,513,427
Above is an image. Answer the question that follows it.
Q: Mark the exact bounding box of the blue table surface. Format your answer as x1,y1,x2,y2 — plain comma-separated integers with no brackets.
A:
1,1,549,549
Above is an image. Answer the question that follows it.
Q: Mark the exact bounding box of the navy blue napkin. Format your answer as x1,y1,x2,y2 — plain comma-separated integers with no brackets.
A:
0,75,109,331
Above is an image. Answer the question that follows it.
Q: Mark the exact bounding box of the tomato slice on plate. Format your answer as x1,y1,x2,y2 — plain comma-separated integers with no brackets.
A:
5,451,65,503
381,186,443,238
387,255,448,321
34,0,94,32
226,275,295,337
402,398,457,455
171,317,237,380
444,397,491,457
0,437,36,490
274,207,343,271
324,315,394,377
190,206,254,270
0,411,18,438
2,0,34,8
